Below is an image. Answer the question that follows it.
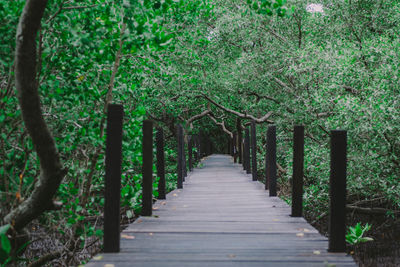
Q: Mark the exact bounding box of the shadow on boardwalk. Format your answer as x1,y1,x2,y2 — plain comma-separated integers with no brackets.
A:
87,154,356,267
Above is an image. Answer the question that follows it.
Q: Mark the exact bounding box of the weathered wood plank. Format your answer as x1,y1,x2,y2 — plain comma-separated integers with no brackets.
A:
86,154,356,267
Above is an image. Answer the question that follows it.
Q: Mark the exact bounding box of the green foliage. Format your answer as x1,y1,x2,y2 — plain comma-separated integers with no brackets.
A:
0,0,209,264
346,223,374,245
0,224,11,265
1,0,399,264
246,0,288,16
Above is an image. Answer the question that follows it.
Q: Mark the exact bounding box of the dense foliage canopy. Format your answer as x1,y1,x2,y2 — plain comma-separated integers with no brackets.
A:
0,0,399,265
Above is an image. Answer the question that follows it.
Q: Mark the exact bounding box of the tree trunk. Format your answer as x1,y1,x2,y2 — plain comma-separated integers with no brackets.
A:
4,0,66,232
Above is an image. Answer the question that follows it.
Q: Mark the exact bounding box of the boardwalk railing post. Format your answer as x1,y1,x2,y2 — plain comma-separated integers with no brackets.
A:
198,134,202,159
251,121,257,181
242,136,246,171
188,135,193,171
328,130,347,252
231,134,235,157
245,127,251,174
104,104,123,253
237,118,243,164
156,128,166,200
177,124,183,189
233,132,238,163
291,125,304,217
267,125,277,196
183,136,187,180
142,120,153,216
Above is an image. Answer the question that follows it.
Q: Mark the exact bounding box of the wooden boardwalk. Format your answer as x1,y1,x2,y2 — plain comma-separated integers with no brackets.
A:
87,154,356,267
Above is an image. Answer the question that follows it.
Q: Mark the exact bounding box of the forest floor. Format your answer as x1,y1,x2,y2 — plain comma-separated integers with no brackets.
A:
308,213,400,267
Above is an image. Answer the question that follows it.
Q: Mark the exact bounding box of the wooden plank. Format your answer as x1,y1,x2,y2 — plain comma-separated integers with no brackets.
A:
87,154,356,267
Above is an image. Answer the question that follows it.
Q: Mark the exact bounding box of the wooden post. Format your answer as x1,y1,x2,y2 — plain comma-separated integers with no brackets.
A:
245,127,251,174
142,120,153,216
237,118,242,164
103,104,123,253
177,124,183,189
242,137,246,171
291,125,304,217
328,130,347,252
183,137,187,180
264,135,268,190
251,121,257,181
188,136,193,171
233,132,238,163
156,128,166,200
231,135,235,156
267,125,277,196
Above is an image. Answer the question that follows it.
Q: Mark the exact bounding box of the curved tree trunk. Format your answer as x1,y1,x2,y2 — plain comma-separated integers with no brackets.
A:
4,0,66,232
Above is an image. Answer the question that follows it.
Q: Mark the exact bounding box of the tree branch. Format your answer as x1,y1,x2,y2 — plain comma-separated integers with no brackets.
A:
5,0,67,232
208,113,233,138
200,94,274,123
187,109,211,124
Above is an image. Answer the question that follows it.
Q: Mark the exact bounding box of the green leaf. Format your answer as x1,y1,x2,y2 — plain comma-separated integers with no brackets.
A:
360,237,374,243
0,234,11,254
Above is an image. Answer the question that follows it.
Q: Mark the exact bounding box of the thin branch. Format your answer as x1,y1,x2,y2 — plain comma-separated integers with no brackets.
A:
200,94,273,123
187,109,211,124
62,4,97,10
208,113,233,138
46,2,97,24
267,29,288,44
273,77,291,90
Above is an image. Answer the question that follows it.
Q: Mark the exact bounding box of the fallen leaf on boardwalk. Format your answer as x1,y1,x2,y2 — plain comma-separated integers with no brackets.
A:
136,219,143,223
104,264,115,267
152,207,159,210
227,254,236,258
173,193,178,197
313,250,321,255
296,233,304,237
161,201,166,205
303,228,310,232
149,233,154,236
93,256,103,260
121,234,135,239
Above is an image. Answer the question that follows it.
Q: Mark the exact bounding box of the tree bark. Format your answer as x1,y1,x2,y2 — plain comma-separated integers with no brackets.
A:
4,0,67,232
